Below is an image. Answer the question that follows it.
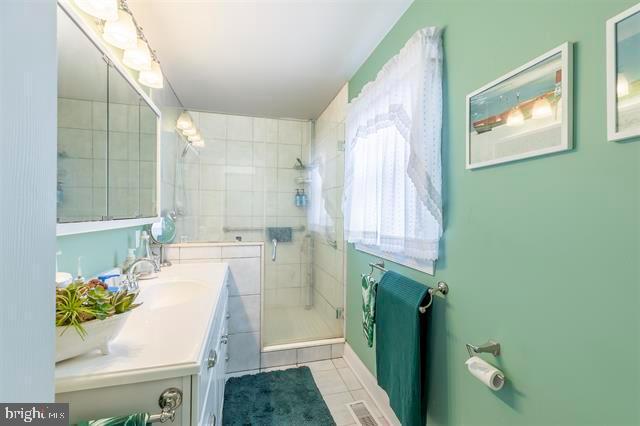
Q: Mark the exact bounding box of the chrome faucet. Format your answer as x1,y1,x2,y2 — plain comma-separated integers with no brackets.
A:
125,258,160,292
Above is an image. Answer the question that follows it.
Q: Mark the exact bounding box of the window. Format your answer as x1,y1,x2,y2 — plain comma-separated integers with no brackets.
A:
343,27,443,272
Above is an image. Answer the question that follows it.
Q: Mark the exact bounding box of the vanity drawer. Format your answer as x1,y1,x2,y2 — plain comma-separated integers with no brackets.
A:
194,285,228,424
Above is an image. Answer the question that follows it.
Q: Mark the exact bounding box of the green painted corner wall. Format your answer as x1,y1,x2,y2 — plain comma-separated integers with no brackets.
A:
57,226,142,278
346,1,640,425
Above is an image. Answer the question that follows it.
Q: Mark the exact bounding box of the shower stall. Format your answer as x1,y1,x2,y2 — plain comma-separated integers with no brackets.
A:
171,109,346,351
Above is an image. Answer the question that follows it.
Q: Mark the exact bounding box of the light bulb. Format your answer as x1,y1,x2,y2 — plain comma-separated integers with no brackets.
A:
182,127,197,136
506,107,524,127
138,61,164,89
617,73,630,97
176,112,194,130
123,40,152,71
188,133,202,143
75,0,118,21
103,10,137,50
531,97,552,119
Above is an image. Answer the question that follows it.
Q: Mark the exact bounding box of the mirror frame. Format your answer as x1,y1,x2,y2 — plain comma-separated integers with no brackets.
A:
56,0,161,236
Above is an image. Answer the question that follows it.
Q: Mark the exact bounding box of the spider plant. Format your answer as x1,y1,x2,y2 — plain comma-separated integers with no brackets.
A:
56,283,96,339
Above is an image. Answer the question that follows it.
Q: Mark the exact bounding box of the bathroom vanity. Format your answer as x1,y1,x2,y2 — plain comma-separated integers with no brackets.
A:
55,263,229,426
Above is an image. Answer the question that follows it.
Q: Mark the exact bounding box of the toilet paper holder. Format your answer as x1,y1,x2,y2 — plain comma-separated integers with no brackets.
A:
466,340,501,358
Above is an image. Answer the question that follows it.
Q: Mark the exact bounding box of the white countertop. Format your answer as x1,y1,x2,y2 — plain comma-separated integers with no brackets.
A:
55,262,228,394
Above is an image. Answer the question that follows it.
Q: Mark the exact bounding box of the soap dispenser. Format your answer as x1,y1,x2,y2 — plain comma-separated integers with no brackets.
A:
122,248,137,272
295,189,301,207
299,189,307,207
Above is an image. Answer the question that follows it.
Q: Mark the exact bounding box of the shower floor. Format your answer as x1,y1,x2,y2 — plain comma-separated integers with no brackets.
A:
263,306,341,348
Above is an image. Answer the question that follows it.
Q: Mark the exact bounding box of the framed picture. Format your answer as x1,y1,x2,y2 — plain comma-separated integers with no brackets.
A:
607,2,640,142
466,43,573,169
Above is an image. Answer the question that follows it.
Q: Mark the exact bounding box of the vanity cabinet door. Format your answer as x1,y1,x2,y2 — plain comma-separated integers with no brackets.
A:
194,286,228,425
213,323,228,423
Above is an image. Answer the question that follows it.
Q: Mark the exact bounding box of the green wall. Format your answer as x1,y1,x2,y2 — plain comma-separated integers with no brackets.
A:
346,1,640,425
57,227,142,278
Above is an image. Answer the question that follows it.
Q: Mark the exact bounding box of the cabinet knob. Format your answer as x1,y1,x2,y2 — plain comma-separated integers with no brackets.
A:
207,349,218,369
225,313,230,319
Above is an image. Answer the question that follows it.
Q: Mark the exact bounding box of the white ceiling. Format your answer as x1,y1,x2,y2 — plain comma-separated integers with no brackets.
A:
128,0,413,119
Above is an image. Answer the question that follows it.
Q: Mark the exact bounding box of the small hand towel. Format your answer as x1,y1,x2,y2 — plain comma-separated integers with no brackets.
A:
77,413,150,426
361,274,378,347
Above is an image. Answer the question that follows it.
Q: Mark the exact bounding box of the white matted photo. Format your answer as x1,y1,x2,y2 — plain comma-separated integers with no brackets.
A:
466,43,573,169
607,2,640,142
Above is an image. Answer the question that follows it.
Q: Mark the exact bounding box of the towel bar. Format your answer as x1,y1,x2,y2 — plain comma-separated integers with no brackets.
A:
368,261,449,313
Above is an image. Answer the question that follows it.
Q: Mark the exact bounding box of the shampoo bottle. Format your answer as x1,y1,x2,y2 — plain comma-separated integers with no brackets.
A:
300,189,307,207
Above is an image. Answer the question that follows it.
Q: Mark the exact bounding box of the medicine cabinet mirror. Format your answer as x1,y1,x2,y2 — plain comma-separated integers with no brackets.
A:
56,6,160,235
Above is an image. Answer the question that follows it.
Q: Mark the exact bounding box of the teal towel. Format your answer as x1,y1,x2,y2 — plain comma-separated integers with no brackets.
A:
361,274,378,347
77,413,149,426
376,271,431,426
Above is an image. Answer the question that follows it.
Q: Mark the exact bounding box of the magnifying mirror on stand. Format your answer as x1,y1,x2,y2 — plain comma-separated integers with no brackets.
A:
149,211,177,267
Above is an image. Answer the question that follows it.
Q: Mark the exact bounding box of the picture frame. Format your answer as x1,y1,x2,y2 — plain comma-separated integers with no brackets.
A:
606,2,640,142
466,42,573,169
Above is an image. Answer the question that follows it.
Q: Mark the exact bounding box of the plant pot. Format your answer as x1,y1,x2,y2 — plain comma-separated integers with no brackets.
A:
55,311,132,363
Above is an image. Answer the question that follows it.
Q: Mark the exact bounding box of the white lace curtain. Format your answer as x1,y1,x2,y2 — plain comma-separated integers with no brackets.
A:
343,27,443,262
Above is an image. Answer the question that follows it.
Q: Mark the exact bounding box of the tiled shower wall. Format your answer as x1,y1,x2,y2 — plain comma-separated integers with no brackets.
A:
309,85,348,336
174,112,312,307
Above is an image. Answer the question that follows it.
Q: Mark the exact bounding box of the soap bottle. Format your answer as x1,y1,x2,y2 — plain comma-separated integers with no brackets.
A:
300,189,307,207
122,248,136,272
295,189,302,207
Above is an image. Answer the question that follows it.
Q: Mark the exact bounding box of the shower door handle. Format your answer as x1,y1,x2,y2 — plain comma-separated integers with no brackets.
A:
271,238,278,261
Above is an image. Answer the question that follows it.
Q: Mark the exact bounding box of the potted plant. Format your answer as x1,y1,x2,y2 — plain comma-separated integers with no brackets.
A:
55,279,141,363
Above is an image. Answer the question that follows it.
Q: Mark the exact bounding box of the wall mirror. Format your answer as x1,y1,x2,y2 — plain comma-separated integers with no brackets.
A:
56,6,160,235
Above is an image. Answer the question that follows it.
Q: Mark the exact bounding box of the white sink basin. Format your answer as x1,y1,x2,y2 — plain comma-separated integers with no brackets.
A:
139,280,208,310
55,262,229,394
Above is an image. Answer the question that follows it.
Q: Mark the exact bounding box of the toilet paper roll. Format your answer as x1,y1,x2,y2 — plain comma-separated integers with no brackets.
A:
465,356,505,391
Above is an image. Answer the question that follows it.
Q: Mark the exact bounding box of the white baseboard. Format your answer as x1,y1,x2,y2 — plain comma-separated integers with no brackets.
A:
343,343,400,426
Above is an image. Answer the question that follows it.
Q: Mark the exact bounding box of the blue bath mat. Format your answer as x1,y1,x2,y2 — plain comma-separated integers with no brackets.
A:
222,367,335,426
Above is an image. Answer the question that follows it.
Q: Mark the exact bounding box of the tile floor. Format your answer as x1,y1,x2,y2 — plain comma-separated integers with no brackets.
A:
262,358,389,426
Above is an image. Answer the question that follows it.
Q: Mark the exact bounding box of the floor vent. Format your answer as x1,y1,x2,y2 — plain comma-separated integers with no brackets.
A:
346,400,379,426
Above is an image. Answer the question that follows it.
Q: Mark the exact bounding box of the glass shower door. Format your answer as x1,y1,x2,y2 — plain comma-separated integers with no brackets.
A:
262,119,346,348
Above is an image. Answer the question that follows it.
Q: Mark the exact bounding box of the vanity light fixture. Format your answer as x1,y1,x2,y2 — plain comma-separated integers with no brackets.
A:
188,133,202,143
138,61,164,89
176,112,194,130
182,127,197,136
74,0,118,21
123,39,152,71
531,96,552,119
102,9,137,49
